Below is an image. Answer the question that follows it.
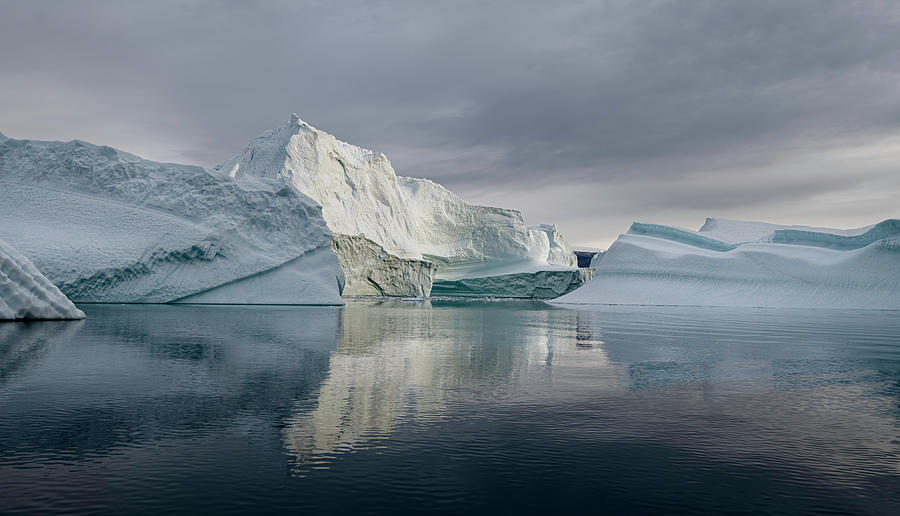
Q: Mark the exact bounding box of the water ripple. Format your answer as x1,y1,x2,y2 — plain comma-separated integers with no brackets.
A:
0,302,898,514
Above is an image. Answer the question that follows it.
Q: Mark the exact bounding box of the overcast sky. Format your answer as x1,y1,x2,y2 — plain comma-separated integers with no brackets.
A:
2,0,899,248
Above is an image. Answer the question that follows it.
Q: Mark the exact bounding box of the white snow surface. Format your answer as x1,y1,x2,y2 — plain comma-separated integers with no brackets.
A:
218,115,577,281
698,217,875,244
554,218,900,309
217,114,421,259
531,223,577,267
1,238,85,320
0,135,344,304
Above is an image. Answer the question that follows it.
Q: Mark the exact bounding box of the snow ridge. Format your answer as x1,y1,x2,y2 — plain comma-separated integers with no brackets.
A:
769,219,900,250
630,222,737,252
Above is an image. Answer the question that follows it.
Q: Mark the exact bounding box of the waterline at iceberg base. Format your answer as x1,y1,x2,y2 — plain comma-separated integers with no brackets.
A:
0,116,585,304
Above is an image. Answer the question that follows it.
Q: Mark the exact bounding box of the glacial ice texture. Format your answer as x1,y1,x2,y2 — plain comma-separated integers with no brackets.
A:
431,268,593,299
555,218,900,309
217,115,578,293
332,235,436,297
0,239,85,320
0,135,344,305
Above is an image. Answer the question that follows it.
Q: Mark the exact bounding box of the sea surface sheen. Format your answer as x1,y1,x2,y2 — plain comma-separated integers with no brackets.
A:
1,301,899,514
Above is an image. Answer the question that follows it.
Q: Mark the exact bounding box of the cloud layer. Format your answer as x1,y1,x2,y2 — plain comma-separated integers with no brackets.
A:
2,0,899,247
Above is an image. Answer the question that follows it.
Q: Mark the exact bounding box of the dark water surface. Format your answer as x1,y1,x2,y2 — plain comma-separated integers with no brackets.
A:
1,301,899,515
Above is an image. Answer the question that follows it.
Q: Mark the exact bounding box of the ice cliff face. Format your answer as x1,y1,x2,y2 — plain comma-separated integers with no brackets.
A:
531,224,577,268
1,239,85,320
554,218,900,309
218,115,578,297
430,268,593,299
332,235,436,297
0,135,344,304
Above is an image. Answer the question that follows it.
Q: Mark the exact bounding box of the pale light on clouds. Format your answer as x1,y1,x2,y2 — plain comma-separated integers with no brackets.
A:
1,0,899,248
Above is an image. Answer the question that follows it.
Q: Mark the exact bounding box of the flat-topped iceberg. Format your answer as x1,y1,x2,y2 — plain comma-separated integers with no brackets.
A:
219,115,581,298
0,135,344,305
554,218,900,309
1,239,85,320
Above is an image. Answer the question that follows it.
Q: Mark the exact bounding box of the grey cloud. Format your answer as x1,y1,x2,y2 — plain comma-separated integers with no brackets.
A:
1,0,899,247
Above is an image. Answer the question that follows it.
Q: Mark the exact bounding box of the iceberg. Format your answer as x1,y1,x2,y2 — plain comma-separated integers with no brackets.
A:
2,115,583,303
554,218,900,309
219,115,581,298
1,239,85,320
0,135,344,305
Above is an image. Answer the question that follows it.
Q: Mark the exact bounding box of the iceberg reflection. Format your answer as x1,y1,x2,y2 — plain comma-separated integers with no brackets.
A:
283,301,611,472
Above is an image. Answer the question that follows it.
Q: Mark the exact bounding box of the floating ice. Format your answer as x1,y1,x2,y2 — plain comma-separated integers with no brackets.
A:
2,115,581,303
0,135,344,305
554,218,900,309
218,115,580,297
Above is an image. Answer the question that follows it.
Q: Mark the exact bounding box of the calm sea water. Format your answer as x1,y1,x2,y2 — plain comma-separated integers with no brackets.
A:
1,301,899,515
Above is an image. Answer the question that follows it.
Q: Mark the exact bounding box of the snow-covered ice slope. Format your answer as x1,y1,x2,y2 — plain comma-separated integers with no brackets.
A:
0,135,344,305
218,114,421,260
1,239,85,320
398,177,576,277
554,218,900,309
218,115,577,295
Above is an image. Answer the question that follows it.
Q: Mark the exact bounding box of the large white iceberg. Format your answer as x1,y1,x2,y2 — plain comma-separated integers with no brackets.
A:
554,218,900,309
218,115,583,298
0,134,344,305
1,238,85,320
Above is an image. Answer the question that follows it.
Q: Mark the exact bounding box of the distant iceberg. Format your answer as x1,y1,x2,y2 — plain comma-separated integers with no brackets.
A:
0,135,344,305
1,239,85,320
218,114,584,298
554,218,900,309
